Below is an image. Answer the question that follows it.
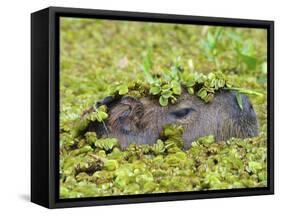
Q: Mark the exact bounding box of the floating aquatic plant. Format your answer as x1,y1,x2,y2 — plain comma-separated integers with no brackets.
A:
59,19,267,198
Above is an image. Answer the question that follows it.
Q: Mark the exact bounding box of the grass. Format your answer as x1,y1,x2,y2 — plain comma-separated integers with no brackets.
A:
59,17,268,198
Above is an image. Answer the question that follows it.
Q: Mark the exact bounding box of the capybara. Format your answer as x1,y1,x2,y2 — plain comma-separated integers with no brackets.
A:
87,89,259,149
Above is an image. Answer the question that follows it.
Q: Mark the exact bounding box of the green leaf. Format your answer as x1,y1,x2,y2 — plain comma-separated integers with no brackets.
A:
207,72,216,80
143,182,157,193
149,85,161,95
207,32,216,49
165,155,181,167
141,49,155,84
161,90,172,99
141,65,155,84
236,92,243,110
123,183,140,194
73,118,90,137
187,87,194,95
96,111,108,122
136,172,154,185
159,96,168,106
197,88,208,99
118,85,129,95
183,75,196,87
162,124,184,137
104,159,119,171
151,139,165,154
85,132,97,144
172,84,181,95
214,27,223,43
161,84,171,91
247,161,263,174
143,49,152,72
217,79,225,88
224,87,263,97
239,53,257,70
79,145,93,154
87,112,97,121
95,138,119,151
98,105,107,112
197,135,215,145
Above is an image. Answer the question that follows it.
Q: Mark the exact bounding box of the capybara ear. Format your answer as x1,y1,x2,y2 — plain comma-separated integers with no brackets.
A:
96,95,119,108
108,96,144,133
120,96,144,119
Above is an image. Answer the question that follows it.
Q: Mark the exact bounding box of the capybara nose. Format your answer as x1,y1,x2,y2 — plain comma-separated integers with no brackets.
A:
228,91,254,114
228,91,259,136
224,91,258,126
239,93,256,117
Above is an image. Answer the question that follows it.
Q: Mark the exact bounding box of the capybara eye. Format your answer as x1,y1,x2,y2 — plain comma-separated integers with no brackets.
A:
118,110,131,124
170,108,195,118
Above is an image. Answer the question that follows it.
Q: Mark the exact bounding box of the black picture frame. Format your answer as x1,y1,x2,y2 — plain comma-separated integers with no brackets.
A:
31,6,274,209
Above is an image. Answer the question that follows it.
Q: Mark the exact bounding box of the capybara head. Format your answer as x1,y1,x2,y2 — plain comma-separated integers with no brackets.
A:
88,89,259,149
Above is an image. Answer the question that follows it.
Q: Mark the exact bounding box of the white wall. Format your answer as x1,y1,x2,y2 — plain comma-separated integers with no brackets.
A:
0,0,279,215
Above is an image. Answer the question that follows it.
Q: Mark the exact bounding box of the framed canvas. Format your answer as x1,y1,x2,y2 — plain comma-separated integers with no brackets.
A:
31,6,274,208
